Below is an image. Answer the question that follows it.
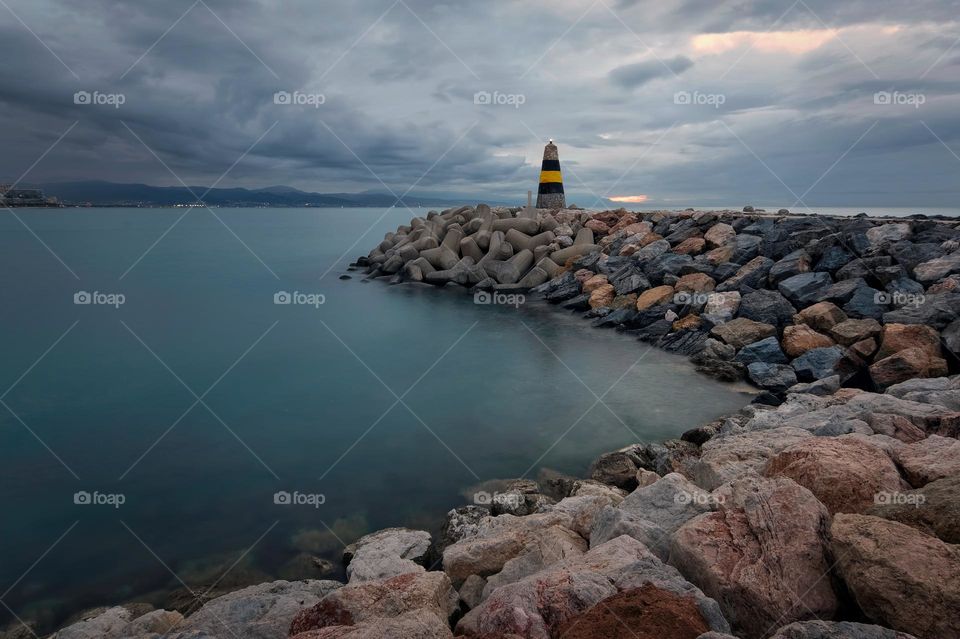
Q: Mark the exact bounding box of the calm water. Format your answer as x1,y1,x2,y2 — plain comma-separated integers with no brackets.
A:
0,207,750,629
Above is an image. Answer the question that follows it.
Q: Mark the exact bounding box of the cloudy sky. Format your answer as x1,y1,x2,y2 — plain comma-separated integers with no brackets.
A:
2,0,960,207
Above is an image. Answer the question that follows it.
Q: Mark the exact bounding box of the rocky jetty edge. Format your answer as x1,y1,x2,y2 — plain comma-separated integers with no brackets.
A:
44,205,960,639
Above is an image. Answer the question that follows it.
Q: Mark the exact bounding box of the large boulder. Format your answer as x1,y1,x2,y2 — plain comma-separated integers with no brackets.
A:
796,302,847,332
875,324,942,360
290,609,453,638
791,346,844,382
441,511,579,584
778,272,834,307
554,585,715,639
344,528,431,583
173,580,342,639
636,285,676,311
866,475,960,543
829,318,882,346
770,620,918,638
781,325,835,358
913,251,960,282
892,434,960,487
747,362,798,392
456,536,730,639
764,436,907,514
869,348,949,390
716,256,774,292
589,473,716,560
693,427,813,490
289,572,457,637
670,476,838,639
735,336,788,365
704,223,736,249
710,318,777,350
831,514,960,639
737,289,796,328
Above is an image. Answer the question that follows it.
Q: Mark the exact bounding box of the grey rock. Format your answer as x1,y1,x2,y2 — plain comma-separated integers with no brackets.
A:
778,272,834,307
344,528,431,583
791,346,844,382
174,580,342,639
735,336,789,365
748,362,798,393
737,289,797,328
770,620,918,638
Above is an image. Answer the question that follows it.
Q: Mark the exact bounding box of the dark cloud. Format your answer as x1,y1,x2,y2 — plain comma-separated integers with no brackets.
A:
0,0,958,204
609,55,694,89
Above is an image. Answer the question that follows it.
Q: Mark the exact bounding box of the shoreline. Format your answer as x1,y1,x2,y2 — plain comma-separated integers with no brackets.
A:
26,204,960,639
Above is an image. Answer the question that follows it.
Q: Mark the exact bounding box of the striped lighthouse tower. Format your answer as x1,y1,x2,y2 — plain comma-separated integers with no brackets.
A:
536,139,565,209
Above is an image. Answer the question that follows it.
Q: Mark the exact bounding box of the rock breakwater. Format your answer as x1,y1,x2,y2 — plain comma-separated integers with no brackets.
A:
358,205,960,399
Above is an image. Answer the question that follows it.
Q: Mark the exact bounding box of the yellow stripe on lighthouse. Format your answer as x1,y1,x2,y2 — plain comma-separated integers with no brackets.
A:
538,170,562,183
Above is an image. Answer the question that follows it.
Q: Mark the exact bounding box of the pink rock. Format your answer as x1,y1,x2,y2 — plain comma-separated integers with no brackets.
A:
893,434,960,487
670,476,838,639
831,514,960,639
764,436,907,514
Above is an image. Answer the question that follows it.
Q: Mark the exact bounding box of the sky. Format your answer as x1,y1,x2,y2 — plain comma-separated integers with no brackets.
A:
2,0,960,207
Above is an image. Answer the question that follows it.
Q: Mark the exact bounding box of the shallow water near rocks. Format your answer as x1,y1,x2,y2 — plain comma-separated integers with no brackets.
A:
0,207,751,628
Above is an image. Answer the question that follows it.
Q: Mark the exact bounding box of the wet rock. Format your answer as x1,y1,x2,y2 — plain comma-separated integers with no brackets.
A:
764,436,907,514
831,514,960,639
670,476,837,639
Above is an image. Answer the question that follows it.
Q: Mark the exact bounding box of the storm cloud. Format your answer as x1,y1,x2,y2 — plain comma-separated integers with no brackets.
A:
1,0,959,206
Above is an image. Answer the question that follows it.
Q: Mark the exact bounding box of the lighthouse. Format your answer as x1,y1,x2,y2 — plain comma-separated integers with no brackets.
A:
536,139,565,209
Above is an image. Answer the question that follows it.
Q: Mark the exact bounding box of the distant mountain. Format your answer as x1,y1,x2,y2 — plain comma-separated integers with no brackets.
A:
38,181,515,208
